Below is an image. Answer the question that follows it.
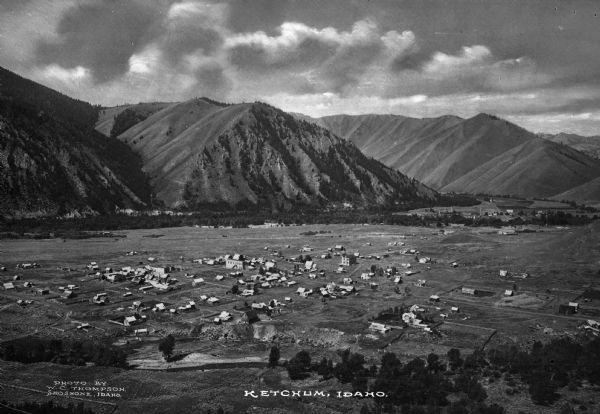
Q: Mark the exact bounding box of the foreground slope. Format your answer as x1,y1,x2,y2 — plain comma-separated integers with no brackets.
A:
114,99,437,209
311,113,600,202
0,67,152,218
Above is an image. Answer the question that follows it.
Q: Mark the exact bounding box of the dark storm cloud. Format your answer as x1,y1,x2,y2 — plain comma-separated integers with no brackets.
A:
35,1,166,83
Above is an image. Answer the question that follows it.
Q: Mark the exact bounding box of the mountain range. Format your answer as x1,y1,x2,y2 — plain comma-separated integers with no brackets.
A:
2,64,600,219
0,66,436,218
97,99,436,210
301,113,600,203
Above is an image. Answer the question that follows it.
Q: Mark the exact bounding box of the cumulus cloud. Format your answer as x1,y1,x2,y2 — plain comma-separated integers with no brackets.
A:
225,19,417,93
2,1,598,134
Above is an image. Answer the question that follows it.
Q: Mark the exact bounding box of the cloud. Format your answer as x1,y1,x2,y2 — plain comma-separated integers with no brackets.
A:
225,19,417,93
35,1,166,83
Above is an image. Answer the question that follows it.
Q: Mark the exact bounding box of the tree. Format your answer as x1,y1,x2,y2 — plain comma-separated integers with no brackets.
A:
158,334,175,361
528,372,559,405
231,284,239,295
294,350,311,369
268,346,280,367
447,348,463,371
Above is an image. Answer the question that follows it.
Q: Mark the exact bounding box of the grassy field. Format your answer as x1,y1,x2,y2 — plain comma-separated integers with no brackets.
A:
1,223,599,413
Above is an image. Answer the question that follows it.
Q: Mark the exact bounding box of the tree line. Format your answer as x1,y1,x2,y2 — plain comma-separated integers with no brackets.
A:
0,337,128,368
269,334,600,413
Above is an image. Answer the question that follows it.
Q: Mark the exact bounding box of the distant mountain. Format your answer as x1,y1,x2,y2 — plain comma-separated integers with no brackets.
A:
0,66,152,218
539,132,600,159
98,99,437,210
305,113,600,203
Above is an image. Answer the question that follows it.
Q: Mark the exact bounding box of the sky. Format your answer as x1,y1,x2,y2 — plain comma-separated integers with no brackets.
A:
1,0,599,135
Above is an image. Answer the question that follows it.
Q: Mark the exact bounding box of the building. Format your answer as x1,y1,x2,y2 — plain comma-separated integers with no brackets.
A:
106,273,126,283
3,282,15,290
369,322,391,334
461,287,477,296
340,254,356,266
225,254,245,270
429,295,440,302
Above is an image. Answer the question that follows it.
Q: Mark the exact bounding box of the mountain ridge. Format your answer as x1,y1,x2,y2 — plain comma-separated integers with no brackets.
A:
98,99,438,210
305,112,600,203
0,66,152,218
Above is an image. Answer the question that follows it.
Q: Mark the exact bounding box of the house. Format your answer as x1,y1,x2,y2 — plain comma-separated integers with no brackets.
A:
192,278,205,286
504,290,514,297
36,288,50,295
135,328,149,336
429,295,440,302
369,322,391,334
218,311,232,322
226,254,245,270
299,289,313,298
61,289,74,299
361,273,372,281
462,287,477,295
394,276,402,284
241,289,255,296
415,279,426,287
305,261,314,271
106,273,126,283
340,255,356,266
3,282,15,290
499,270,509,277
124,315,141,326
207,297,220,305
338,285,356,293
215,275,224,281
451,306,459,313
342,277,353,284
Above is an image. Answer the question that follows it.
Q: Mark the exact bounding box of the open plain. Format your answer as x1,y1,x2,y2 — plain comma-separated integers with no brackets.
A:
1,222,600,413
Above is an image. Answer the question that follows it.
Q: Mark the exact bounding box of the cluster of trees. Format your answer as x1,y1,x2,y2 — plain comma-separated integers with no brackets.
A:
2,203,597,237
0,337,128,368
0,400,96,414
486,336,600,405
282,335,600,412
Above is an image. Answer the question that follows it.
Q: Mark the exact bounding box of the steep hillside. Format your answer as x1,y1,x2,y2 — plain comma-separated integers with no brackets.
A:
114,99,437,210
95,102,171,137
540,132,600,160
0,67,152,218
552,176,600,204
310,112,600,202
